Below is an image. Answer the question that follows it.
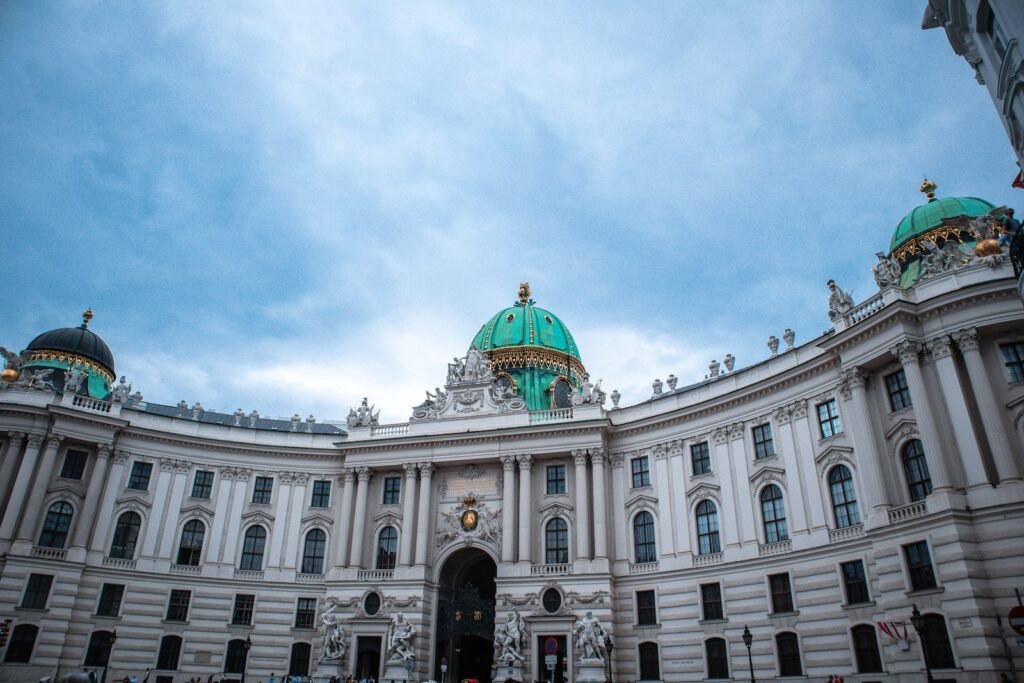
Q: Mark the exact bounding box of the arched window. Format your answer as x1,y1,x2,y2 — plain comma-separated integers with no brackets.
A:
239,526,266,571
376,526,398,570
224,638,249,674
156,635,182,671
302,529,327,574
921,614,956,669
638,642,660,681
289,642,312,677
84,630,116,667
851,625,883,673
38,501,73,548
776,632,802,677
4,624,39,663
632,511,657,564
902,440,932,502
828,465,860,528
176,520,205,566
705,637,729,679
695,500,720,555
545,518,569,564
552,378,574,409
760,485,788,543
109,511,141,559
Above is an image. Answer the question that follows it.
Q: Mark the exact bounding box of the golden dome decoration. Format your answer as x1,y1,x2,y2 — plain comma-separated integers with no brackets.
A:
1,368,18,383
975,238,1002,257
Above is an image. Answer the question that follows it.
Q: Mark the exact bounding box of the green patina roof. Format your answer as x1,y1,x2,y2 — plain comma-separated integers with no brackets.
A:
471,301,581,360
890,195,995,253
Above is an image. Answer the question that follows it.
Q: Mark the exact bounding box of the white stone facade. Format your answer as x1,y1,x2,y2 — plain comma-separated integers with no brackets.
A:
1,259,1024,683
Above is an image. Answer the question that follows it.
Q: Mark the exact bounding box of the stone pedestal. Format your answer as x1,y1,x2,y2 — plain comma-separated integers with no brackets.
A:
493,660,525,683
575,658,605,683
311,661,344,683
382,660,412,683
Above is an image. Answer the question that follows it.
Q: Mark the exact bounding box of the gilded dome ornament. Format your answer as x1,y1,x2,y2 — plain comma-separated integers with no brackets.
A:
517,282,532,306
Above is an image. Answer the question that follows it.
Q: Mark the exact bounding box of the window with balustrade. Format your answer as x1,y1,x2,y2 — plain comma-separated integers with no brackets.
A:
39,501,74,549
760,484,788,543
902,440,932,502
545,518,569,564
828,465,860,528
240,526,267,571
376,526,398,570
632,511,657,563
695,500,720,555
109,511,141,559
302,529,327,574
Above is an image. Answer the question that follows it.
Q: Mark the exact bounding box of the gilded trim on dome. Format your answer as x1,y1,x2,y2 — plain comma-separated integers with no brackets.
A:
891,224,974,262
486,346,586,383
27,351,115,383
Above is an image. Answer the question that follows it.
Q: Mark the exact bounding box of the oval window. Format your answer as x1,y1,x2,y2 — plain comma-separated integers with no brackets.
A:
364,592,382,616
542,588,562,614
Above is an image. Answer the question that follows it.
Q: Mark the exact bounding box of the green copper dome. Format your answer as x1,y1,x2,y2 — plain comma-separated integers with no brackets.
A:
890,194,995,253
471,300,581,360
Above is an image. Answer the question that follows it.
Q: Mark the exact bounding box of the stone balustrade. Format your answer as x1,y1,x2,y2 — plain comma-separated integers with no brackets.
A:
530,563,572,576
888,501,928,524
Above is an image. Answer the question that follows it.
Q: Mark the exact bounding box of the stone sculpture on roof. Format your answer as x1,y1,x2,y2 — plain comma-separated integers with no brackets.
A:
827,279,855,321
347,397,380,428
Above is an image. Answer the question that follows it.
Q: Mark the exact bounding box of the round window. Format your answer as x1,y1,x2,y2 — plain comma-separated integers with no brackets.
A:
364,592,382,616
542,588,562,614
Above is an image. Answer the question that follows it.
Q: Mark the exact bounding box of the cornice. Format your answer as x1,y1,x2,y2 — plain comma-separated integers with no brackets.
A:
121,425,343,461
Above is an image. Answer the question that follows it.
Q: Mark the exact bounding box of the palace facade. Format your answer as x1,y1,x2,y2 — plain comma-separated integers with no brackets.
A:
1,184,1024,683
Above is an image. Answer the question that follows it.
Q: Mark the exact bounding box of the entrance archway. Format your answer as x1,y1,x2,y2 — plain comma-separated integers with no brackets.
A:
434,547,497,683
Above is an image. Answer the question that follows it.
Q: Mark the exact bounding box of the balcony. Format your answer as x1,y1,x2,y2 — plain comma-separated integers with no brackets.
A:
828,524,865,543
170,564,201,575
370,423,410,438
692,552,723,568
529,408,574,425
356,569,393,582
31,546,67,560
888,500,928,524
234,569,265,580
531,563,572,576
758,539,792,557
628,561,660,575
102,557,136,570
296,573,325,584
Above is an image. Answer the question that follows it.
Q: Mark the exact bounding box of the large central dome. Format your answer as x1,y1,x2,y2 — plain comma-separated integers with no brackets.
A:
471,283,586,411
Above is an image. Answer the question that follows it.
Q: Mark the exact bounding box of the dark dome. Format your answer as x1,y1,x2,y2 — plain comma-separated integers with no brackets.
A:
26,325,115,376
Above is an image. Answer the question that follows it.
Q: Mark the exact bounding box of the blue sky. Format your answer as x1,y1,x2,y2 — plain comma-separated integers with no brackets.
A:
1,2,1019,424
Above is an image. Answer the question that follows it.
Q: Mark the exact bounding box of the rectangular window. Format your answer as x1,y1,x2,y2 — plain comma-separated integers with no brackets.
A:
700,582,724,621
816,400,842,438
546,464,566,495
904,541,938,591
885,370,912,411
691,441,712,475
636,590,657,626
21,574,54,609
252,476,273,504
985,8,1009,59
841,560,870,605
165,589,191,622
1001,342,1024,383
60,449,88,480
127,461,153,490
295,597,317,629
97,583,125,617
382,476,401,505
768,573,794,614
752,425,775,459
631,456,650,488
311,480,331,507
231,594,255,626
191,470,214,499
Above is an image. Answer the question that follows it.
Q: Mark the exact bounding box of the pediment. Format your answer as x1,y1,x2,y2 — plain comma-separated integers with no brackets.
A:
180,501,215,517
686,482,721,503
624,493,659,512
884,418,918,441
814,444,854,465
538,500,574,516
303,511,334,526
114,492,152,509
240,509,275,526
47,483,85,500
749,465,786,485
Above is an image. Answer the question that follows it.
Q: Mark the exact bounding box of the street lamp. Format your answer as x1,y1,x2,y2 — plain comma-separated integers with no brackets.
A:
603,634,613,683
242,635,252,683
102,629,118,683
910,604,935,683
742,626,754,683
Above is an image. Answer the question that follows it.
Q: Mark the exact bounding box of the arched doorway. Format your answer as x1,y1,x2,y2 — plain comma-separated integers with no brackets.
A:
435,547,497,683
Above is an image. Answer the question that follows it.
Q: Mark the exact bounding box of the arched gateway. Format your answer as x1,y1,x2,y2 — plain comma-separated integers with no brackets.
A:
434,547,498,683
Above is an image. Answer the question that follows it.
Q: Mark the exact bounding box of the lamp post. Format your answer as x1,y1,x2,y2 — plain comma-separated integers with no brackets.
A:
910,604,935,683
242,635,252,683
102,629,118,683
604,634,613,683
742,626,754,683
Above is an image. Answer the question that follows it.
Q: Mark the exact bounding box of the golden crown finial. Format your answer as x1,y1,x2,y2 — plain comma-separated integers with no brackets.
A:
82,308,94,328
517,282,532,305
920,178,937,201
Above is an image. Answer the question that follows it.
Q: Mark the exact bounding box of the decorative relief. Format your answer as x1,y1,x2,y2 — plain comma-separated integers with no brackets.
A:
516,454,533,471
727,422,744,441
927,336,954,360
789,400,808,420
500,455,517,471
564,590,609,606
27,434,45,449
436,494,500,548
891,340,923,365
686,483,721,504
712,428,728,445
814,445,855,473
951,327,980,353
666,440,684,457
609,452,626,468
572,449,588,465
651,444,667,461
497,592,539,607
772,406,792,425
749,466,787,490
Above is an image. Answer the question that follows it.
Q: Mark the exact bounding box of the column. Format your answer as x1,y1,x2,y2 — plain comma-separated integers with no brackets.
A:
89,450,129,551
653,449,676,556
16,435,63,541
71,445,113,549
399,463,418,566
573,450,591,560
667,446,691,555
712,429,740,547
500,455,517,563
349,467,372,568
157,462,191,560
953,328,1021,482
0,432,26,513
414,463,434,566
610,453,629,563
141,459,175,558
929,336,988,488
838,369,889,511
516,454,533,564
284,474,307,569
791,401,827,529
221,470,249,565
208,468,236,563
0,434,40,540
773,407,809,534
268,474,293,569
892,340,953,489
729,424,757,545
334,468,355,567
590,448,608,559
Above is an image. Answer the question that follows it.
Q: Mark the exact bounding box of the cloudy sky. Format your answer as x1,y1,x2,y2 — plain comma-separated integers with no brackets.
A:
1,2,1019,424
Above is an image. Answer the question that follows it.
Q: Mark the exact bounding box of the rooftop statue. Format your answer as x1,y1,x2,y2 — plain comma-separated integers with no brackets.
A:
111,376,133,403
872,252,902,289
347,397,380,428
64,365,86,395
826,279,854,321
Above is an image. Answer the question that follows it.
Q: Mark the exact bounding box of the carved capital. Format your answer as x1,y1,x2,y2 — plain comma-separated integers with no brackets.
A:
712,428,728,445
500,454,517,472
952,327,980,353
609,452,626,468
517,454,533,471
772,406,792,425
590,447,607,466
45,435,64,451
928,335,954,360
417,462,435,478
96,443,112,458
113,449,131,464
292,472,309,486
571,449,588,465
219,466,237,480
789,399,808,420
341,467,355,484
235,468,251,482
891,340,923,365
26,434,45,449
728,422,744,441
403,462,419,478
160,457,176,472
357,466,373,482
6,431,26,447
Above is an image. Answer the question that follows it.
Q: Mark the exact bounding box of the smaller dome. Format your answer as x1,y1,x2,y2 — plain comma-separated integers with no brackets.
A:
25,309,116,377
890,181,995,253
